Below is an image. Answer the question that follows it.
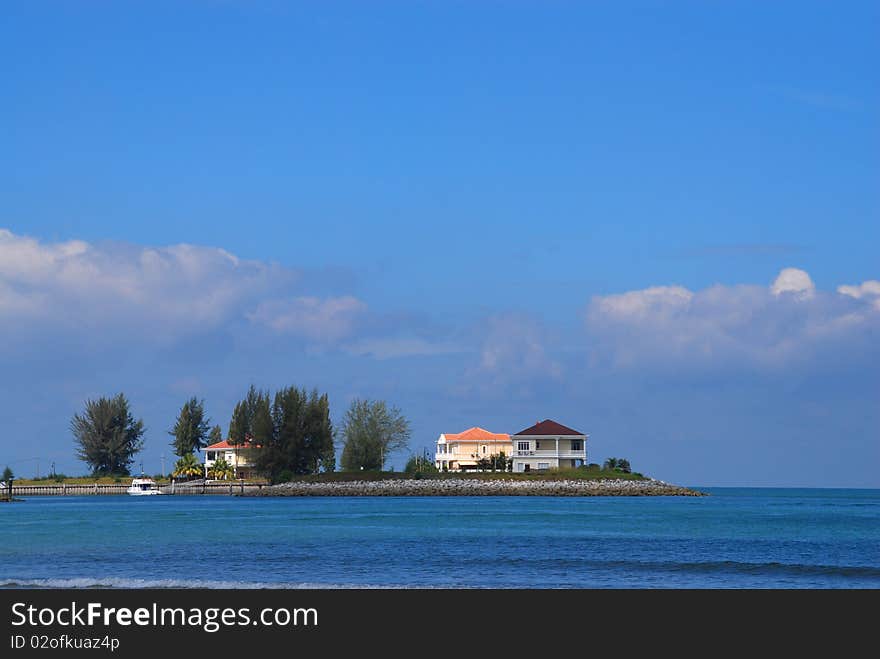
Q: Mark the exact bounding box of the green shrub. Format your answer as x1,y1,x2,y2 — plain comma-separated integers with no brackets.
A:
404,454,438,476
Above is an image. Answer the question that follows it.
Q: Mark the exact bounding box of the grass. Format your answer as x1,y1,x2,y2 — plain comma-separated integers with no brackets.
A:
287,466,647,483
9,467,647,486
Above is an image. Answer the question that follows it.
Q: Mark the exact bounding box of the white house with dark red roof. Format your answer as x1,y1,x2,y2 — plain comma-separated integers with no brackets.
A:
510,419,588,473
435,427,512,471
201,440,261,479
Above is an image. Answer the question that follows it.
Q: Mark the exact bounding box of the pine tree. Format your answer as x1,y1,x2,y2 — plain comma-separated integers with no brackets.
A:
228,401,249,446
169,397,211,457
208,425,223,444
71,393,145,476
252,386,335,482
251,394,273,446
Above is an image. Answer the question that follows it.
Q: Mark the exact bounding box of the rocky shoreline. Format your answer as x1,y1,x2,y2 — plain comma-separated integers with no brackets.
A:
242,478,705,497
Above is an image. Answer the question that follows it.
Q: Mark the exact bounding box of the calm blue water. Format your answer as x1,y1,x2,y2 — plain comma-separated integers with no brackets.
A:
2,488,878,588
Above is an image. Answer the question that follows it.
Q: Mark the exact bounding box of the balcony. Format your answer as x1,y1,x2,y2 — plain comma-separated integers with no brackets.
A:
516,449,585,459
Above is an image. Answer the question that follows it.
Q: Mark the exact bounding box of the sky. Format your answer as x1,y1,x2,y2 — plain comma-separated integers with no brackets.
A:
1,1,877,487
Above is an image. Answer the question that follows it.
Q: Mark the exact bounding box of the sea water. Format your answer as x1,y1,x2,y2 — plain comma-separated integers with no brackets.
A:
2,488,878,588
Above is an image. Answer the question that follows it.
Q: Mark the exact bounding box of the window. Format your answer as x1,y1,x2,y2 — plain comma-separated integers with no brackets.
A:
481,446,487,454
537,462,550,470
536,441,540,449
207,452,215,461
517,441,530,452
571,439,582,451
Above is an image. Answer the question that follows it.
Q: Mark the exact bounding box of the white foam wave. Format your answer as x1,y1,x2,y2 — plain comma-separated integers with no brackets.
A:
0,576,403,589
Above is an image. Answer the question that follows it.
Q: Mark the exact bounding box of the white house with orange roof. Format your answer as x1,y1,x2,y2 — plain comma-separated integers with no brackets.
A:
434,427,512,471
201,440,260,479
509,419,588,473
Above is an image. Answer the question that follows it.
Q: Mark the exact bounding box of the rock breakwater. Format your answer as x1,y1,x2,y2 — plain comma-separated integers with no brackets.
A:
242,478,704,497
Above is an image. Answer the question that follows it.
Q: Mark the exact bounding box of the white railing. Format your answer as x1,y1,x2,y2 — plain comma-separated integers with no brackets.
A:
517,449,585,457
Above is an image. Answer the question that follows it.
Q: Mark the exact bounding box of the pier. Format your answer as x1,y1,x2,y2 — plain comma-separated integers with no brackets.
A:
9,481,267,496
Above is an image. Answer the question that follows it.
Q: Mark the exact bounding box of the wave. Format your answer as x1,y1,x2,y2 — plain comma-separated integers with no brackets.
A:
0,577,405,590
660,560,880,579
498,554,880,579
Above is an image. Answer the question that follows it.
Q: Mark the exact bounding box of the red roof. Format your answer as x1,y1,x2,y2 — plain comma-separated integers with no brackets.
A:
513,419,585,436
203,441,261,450
442,427,510,442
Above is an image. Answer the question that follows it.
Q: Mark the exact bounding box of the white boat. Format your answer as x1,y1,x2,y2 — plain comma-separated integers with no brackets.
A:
127,477,161,496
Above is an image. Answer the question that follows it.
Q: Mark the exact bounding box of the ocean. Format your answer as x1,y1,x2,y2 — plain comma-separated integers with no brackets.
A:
2,488,878,588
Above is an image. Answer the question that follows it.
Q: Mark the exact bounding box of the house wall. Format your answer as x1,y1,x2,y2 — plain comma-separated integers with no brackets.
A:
436,440,513,470
512,457,560,472
204,448,258,474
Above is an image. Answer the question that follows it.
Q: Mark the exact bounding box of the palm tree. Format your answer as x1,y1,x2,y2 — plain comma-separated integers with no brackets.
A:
208,457,234,481
603,457,619,471
172,453,203,481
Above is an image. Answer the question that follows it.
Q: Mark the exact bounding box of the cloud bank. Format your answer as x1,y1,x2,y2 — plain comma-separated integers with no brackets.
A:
586,268,879,371
0,228,364,346
2,229,876,384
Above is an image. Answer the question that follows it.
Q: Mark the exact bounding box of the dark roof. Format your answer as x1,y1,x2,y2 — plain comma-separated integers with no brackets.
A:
513,419,585,436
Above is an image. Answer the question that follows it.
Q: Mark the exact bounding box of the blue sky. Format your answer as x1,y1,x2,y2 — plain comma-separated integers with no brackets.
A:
2,1,878,486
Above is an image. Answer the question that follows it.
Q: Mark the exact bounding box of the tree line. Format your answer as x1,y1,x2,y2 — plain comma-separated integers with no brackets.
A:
69,387,411,482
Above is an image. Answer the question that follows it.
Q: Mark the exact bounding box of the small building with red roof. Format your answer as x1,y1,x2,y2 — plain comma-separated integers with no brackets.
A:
201,439,261,479
510,419,588,473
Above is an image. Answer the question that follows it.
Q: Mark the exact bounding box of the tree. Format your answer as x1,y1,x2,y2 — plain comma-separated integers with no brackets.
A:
169,397,211,458
232,386,334,483
603,457,632,473
228,385,266,447
228,400,249,446
250,393,274,446
404,453,438,476
208,425,223,444
253,387,335,482
340,399,410,471
173,453,203,480
71,393,145,476
207,456,234,480
2,466,12,501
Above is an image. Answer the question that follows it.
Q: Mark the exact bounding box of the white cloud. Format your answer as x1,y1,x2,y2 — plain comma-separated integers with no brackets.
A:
593,285,693,320
586,268,878,370
247,296,367,343
0,228,365,346
771,267,815,299
838,280,880,310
